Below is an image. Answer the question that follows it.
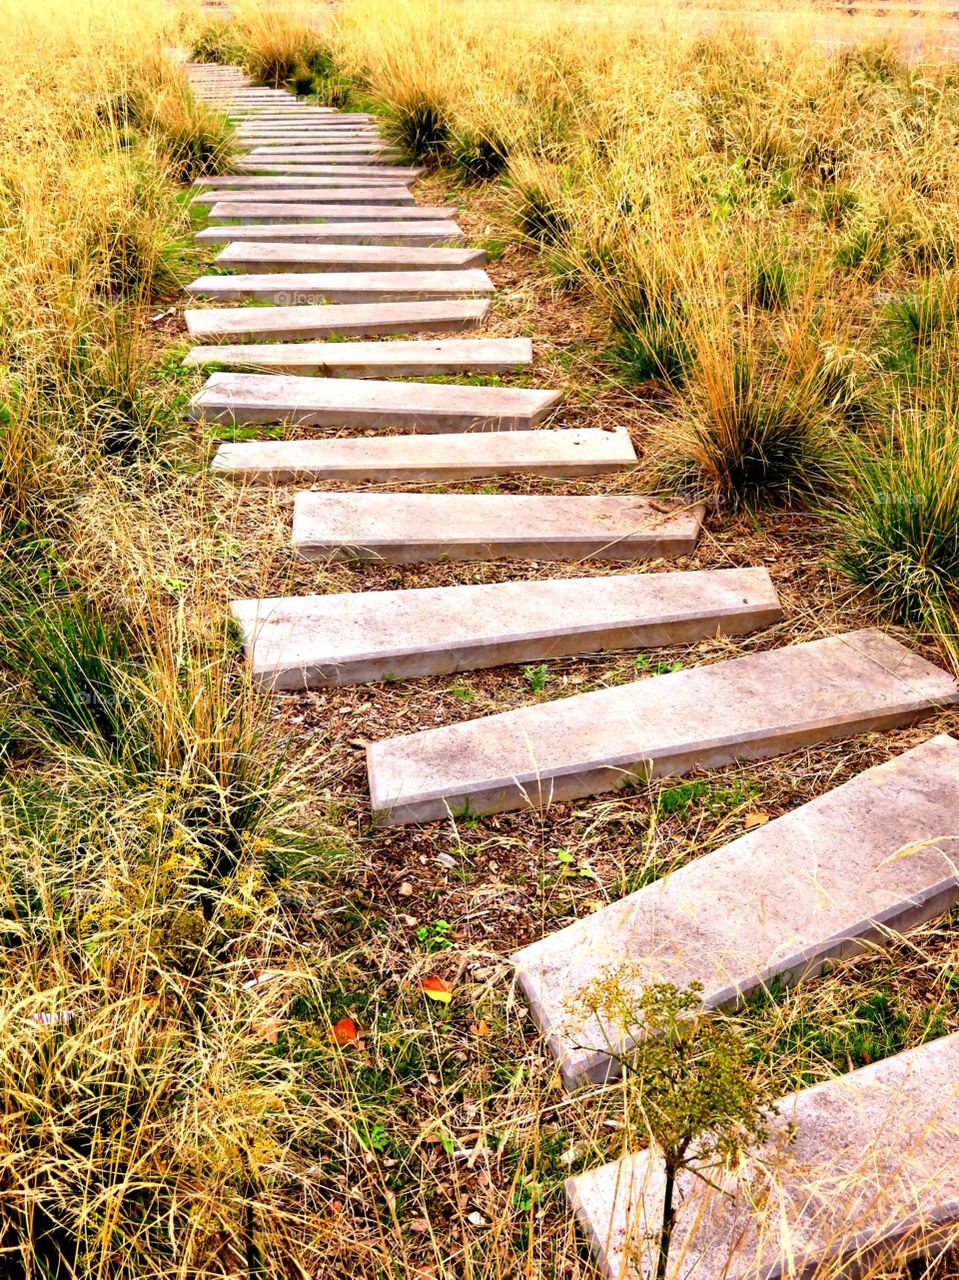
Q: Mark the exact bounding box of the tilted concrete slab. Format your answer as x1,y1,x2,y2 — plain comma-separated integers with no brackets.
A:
211,424,634,482
235,162,424,177
365,628,959,824
190,371,560,430
206,201,454,221
514,732,959,1089
184,336,531,378
184,299,490,342
192,175,413,190
230,567,780,690
195,222,466,247
184,269,493,304
294,492,703,566
211,243,484,273
567,1030,959,1280
192,187,416,206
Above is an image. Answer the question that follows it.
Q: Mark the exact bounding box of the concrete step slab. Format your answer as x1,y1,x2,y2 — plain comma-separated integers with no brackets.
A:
212,423,634,483
184,299,490,342
206,201,454,222
195,222,466,247
211,243,484,273
231,566,779,690
514,732,959,1089
184,336,531,378
235,132,384,143
294,491,703,566
365,628,959,824
204,227,468,252
193,175,413,190
568,1029,959,1280
235,162,423,177
185,269,494,304
244,144,398,157
190,371,561,429
192,187,416,206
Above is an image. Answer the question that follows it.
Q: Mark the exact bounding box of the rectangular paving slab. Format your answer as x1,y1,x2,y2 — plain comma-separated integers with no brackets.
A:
235,162,423,177
190,371,560,430
193,175,413,190
514,732,959,1089
211,424,634,482
211,243,484,273
184,299,490,342
244,145,399,157
567,1029,959,1280
192,187,416,206
364,628,959,824
206,201,454,222
195,222,466,247
183,336,531,377
294,492,703,567
184,269,493,304
230,567,780,690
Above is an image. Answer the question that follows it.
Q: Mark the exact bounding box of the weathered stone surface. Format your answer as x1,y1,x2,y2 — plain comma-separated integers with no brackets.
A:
195,222,466,247
184,336,531,377
193,174,412,189
567,1028,959,1280
231,567,780,690
235,161,422,176
192,186,416,205
184,299,490,341
190,371,560,430
211,424,633,481
294,491,703,567
184,269,493,304
212,243,484,273
207,201,454,221
365,629,959,824
235,134,383,145
514,732,959,1089
244,144,398,157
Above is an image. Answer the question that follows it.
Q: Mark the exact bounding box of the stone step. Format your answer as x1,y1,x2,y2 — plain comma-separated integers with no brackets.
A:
365,628,959,824
212,424,635,483
206,201,454,222
294,492,704,567
568,1029,959,1280
185,336,532,377
514,732,959,1090
211,243,484,273
195,224,460,248
193,175,413,190
190,371,561,430
184,269,494,304
204,227,468,252
244,144,398,157
235,162,423,178
235,132,384,142
184,299,490,342
230,567,779,690
192,187,417,206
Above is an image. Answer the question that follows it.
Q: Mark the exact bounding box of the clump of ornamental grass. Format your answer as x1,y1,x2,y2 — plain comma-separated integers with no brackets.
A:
833,395,959,665
656,309,846,508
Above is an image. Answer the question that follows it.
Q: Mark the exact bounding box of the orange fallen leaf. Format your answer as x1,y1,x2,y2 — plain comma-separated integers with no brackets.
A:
420,976,453,1004
332,1016,359,1045
743,811,770,830
471,1019,491,1037
253,1018,282,1044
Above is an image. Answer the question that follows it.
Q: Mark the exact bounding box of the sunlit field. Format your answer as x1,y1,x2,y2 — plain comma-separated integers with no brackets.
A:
1,0,959,1275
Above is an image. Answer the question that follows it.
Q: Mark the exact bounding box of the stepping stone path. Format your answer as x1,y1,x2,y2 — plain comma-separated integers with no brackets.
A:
183,336,532,377
514,731,959,1088
185,64,959,1278
190,372,560,430
365,629,958,823
212,425,636,482
230,567,780,689
568,1028,959,1280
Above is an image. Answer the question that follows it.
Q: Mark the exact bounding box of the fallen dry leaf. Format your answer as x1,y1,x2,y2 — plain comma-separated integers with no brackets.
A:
420,976,453,1004
744,811,770,829
253,1018,282,1044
